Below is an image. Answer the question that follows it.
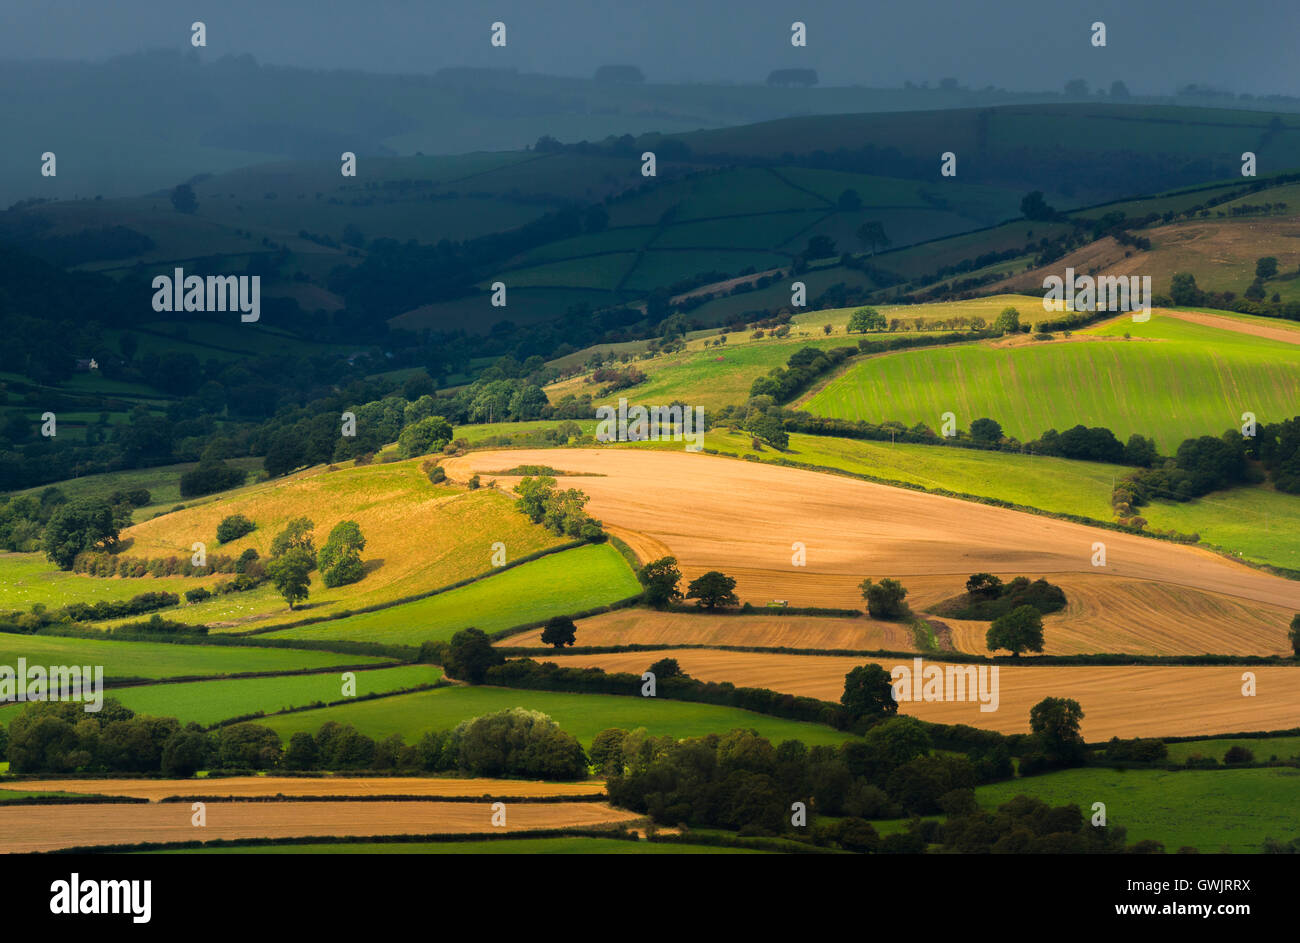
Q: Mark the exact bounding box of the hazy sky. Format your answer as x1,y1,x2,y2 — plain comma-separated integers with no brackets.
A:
2,0,1296,96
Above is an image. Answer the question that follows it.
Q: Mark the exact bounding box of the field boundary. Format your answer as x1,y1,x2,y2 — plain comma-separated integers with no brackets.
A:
39,825,646,856
487,592,646,642
206,681,452,730
153,793,603,804
236,538,590,637
497,641,1300,668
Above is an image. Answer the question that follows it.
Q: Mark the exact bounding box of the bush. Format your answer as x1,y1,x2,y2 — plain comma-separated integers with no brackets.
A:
215,514,256,544
1223,745,1255,765
184,587,212,604
859,577,908,619
398,416,454,459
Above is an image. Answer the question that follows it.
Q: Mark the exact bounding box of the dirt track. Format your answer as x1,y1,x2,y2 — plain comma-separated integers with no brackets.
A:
448,448,1300,656
9,777,605,802
539,649,1300,740
0,800,639,853
1161,309,1300,345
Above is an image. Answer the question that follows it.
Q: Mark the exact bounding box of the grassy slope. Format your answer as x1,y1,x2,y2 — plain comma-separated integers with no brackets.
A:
0,552,217,611
259,685,854,749
976,767,1300,853
99,459,565,631
0,633,391,681
11,457,265,523
802,310,1300,450
0,665,439,727
545,296,1026,412
1164,736,1300,763
265,543,641,645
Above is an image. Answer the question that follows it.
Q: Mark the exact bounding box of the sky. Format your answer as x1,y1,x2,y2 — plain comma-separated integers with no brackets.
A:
1,0,1296,96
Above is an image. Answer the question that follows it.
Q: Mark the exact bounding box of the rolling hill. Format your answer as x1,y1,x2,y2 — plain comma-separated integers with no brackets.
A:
801,309,1300,450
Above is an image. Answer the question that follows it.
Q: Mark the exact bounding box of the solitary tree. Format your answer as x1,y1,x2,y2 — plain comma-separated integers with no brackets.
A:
170,183,198,214
267,547,313,610
397,415,454,459
1029,697,1086,764
987,605,1045,657
969,418,1003,443
686,571,738,610
847,307,886,333
648,657,685,679
540,615,577,649
747,413,788,450
994,307,1021,335
859,577,909,619
856,221,891,255
1170,272,1202,306
271,517,315,560
804,235,837,260
1019,191,1056,222
842,664,899,720
317,520,367,588
445,627,503,684
43,499,119,570
637,556,683,608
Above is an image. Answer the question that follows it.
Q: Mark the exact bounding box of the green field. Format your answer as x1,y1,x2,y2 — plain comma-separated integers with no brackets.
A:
803,310,1300,450
551,335,855,412
264,543,641,646
1164,736,1300,764
548,324,959,413
141,837,764,854
258,685,855,749
0,633,390,682
0,664,438,727
682,429,1119,520
0,552,215,611
454,419,599,443
976,767,1300,853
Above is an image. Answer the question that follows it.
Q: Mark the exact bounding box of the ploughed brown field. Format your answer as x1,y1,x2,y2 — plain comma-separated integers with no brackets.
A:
449,448,1300,656
505,576,1289,657
507,608,914,651
0,801,640,853
535,649,1300,740
9,777,606,802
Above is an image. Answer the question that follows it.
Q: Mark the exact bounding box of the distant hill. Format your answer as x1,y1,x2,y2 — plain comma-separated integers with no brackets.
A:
6,49,1300,207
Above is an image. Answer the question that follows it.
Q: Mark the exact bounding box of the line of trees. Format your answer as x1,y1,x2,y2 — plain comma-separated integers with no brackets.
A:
512,476,603,540
2,699,585,780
